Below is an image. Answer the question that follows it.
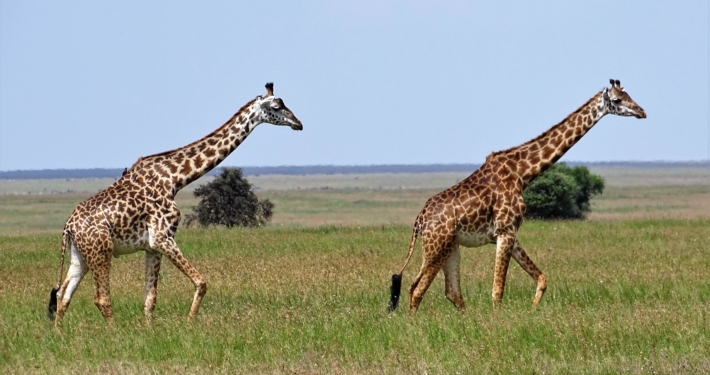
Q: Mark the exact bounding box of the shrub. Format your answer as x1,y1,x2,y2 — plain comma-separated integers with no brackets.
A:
184,167,273,228
523,163,604,219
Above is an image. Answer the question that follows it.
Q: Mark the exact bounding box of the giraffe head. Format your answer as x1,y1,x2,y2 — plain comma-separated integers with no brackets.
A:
253,82,303,130
602,79,646,119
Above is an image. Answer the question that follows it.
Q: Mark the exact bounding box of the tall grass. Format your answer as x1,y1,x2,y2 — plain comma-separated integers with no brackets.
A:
1,220,708,373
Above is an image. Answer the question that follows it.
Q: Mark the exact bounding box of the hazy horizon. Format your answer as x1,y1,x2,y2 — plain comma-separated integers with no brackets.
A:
1,160,708,176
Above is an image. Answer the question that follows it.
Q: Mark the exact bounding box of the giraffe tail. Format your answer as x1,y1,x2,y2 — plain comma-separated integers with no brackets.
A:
388,214,422,312
48,229,70,321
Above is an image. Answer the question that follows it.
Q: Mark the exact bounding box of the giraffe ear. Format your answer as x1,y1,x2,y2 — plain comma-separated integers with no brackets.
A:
601,87,610,101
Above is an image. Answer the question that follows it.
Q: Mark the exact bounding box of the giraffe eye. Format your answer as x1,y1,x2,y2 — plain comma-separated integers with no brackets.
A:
272,105,282,111
612,98,621,104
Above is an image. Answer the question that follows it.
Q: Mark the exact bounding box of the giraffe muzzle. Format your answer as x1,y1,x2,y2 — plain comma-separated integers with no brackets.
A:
290,119,303,131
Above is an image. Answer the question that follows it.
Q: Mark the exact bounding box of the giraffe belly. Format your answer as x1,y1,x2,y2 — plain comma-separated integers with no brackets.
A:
112,245,141,257
455,230,494,248
112,232,150,257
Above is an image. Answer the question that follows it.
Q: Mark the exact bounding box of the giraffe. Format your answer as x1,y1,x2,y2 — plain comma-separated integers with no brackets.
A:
48,83,302,326
388,79,646,314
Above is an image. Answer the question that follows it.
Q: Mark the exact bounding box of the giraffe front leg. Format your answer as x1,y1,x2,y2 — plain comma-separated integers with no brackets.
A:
492,234,515,309
443,245,465,312
511,241,547,309
144,251,163,323
154,236,206,319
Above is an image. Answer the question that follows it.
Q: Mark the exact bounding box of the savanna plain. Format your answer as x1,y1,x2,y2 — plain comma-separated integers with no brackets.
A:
1,166,709,374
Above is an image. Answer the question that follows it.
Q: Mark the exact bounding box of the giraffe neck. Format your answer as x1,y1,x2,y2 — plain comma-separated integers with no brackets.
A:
496,92,608,186
129,99,260,196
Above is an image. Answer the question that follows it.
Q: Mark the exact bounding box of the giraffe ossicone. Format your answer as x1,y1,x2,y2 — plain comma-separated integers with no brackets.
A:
48,82,302,326
389,79,646,314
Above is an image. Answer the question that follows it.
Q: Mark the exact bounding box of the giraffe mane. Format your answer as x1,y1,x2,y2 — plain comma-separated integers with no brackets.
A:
487,91,602,158
129,98,258,168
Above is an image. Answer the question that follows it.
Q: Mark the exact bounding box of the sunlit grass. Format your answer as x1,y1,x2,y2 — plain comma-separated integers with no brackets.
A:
1,220,709,374
1,167,708,372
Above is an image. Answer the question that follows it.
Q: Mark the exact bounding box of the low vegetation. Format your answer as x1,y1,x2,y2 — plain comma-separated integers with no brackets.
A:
0,166,708,373
1,220,709,373
184,168,273,228
523,163,605,219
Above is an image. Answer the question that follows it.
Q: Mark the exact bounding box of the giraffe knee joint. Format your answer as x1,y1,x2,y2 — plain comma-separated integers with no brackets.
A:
94,296,110,309
196,279,207,297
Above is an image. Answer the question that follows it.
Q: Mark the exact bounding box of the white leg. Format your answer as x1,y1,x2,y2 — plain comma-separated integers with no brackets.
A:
55,245,88,325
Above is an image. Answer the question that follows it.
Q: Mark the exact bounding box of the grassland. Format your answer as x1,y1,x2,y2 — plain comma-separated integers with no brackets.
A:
1,165,708,234
0,166,708,373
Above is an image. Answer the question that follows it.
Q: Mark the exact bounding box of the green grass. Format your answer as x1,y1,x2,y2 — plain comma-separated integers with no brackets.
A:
1,167,708,372
1,165,706,234
1,220,709,374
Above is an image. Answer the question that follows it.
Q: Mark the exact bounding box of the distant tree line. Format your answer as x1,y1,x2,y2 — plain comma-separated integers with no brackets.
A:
1,161,707,180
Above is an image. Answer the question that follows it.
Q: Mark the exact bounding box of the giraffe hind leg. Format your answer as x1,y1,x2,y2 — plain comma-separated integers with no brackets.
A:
53,244,89,326
408,242,455,314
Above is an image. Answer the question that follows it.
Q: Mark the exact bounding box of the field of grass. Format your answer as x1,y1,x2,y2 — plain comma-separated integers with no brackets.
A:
1,166,708,235
0,166,709,373
2,221,709,373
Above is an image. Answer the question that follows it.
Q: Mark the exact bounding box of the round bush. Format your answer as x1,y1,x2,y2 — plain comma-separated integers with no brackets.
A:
184,167,273,228
523,163,604,220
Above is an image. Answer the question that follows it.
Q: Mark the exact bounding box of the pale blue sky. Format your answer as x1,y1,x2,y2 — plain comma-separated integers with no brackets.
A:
1,1,708,171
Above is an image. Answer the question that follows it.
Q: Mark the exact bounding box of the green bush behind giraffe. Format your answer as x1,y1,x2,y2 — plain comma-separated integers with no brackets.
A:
523,162,605,220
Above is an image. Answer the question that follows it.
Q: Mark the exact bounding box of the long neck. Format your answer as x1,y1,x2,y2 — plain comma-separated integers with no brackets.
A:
131,100,261,195
496,92,607,186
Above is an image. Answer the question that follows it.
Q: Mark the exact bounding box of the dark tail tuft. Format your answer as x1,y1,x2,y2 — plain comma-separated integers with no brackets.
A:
48,286,59,321
388,273,403,312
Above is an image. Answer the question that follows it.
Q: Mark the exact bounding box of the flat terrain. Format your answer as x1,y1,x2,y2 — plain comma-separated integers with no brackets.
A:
0,166,707,235
0,165,708,373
